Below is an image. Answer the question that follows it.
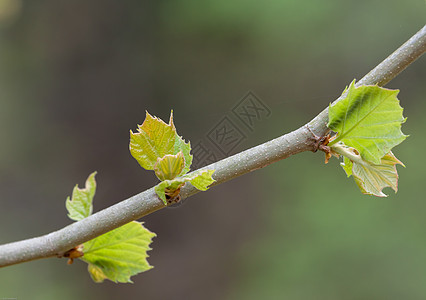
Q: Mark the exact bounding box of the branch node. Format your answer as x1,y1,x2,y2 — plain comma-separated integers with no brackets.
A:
165,187,182,205
59,244,84,265
305,125,329,152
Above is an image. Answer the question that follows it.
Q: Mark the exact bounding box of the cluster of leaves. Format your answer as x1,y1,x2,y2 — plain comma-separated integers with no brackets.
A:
326,80,407,197
62,86,406,283
129,111,215,204
63,111,215,283
65,172,156,283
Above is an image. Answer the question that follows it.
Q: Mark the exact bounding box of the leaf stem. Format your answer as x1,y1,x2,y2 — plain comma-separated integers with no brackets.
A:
329,143,367,166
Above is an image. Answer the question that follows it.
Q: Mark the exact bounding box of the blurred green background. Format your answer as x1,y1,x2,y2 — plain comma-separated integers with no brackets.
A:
0,0,425,299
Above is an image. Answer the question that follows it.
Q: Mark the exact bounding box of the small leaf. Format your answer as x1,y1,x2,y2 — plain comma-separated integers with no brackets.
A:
340,150,404,197
154,152,185,181
155,169,215,205
189,169,216,191
81,221,156,283
129,111,177,170
328,81,407,164
65,172,97,221
130,111,194,174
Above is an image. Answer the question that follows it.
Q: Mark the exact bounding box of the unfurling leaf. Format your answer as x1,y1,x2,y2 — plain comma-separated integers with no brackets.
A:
82,221,156,283
348,152,403,197
129,111,177,170
154,152,185,181
155,169,215,204
333,143,404,197
65,172,97,221
130,111,193,175
328,81,407,164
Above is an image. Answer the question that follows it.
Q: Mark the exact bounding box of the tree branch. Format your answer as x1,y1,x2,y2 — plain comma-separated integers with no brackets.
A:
1,25,425,268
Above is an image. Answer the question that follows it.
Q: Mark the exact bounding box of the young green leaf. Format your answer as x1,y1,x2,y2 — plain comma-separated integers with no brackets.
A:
129,111,177,170
333,143,404,197
328,81,407,164
352,152,403,197
65,172,97,221
154,152,185,181
130,111,193,175
155,169,215,204
81,221,156,283
188,169,216,191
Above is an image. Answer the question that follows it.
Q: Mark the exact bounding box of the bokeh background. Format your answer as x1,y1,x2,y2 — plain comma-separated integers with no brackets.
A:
0,0,425,299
